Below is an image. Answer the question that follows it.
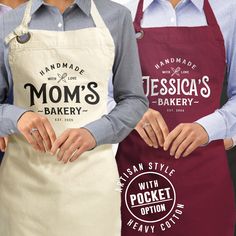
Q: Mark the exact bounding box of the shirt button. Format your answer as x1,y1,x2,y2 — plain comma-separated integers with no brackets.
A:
10,129,14,134
170,17,175,23
58,22,63,28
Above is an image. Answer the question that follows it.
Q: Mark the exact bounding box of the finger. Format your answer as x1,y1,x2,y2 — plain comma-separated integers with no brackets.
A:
51,130,70,155
61,140,81,164
164,125,182,151
156,114,169,141
57,136,78,162
144,124,159,148
148,117,163,147
43,118,57,148
0,138,6,152
136,126,153,147
224,138,234,150
174,138,193,159
182,141,199,157
169,130,188,156
22,128,41,151
31,131,46,153
70,146,86,162
4,137,8,147
35,121,52,151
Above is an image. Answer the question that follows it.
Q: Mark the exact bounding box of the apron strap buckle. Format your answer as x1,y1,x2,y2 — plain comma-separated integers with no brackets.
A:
16,32,31,44
5,25,30,45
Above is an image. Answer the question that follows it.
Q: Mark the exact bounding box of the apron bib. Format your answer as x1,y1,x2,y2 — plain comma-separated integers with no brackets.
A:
116,0,235,235
0,1,121,236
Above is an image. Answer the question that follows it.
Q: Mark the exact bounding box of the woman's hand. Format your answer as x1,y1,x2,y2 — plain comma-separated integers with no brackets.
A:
224,138,234,150
17,112,56,152
0,137,8,152
164,123,209,159
51,128,96,164
135,108,169,148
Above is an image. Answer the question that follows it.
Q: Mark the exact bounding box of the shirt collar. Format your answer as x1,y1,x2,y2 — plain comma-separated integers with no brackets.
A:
191,0,204,11
31,0,91,16
143,0,153,11
0,3,12,11
143,0,204,12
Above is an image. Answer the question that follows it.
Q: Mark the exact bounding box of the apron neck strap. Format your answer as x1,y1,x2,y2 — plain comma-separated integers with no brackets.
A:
5,0,106,45
134,0,221,30
4,0,32,44
134,0,144,32
20,0,33,32
203,0,219,27
203,0,224,42
90,0,107,28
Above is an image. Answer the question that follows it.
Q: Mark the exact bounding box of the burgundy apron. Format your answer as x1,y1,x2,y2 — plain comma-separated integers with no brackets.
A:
116,0,236,235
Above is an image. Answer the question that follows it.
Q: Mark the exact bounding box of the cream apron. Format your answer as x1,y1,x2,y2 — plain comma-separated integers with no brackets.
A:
0,1,121,235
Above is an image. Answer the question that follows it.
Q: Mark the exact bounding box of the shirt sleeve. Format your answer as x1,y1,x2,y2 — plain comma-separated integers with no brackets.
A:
196,6,236,142
0,16,28,137
84,9,148,145
107,75,116,113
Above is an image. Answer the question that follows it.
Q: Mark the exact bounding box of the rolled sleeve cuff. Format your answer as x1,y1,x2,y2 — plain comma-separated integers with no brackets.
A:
195,112,226,143
83,117,116,146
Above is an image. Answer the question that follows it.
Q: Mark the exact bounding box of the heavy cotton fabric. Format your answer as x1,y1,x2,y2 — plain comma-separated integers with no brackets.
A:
116,0,235,235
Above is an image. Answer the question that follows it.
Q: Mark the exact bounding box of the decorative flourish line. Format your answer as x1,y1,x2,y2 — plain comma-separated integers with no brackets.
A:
131,198,173,208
